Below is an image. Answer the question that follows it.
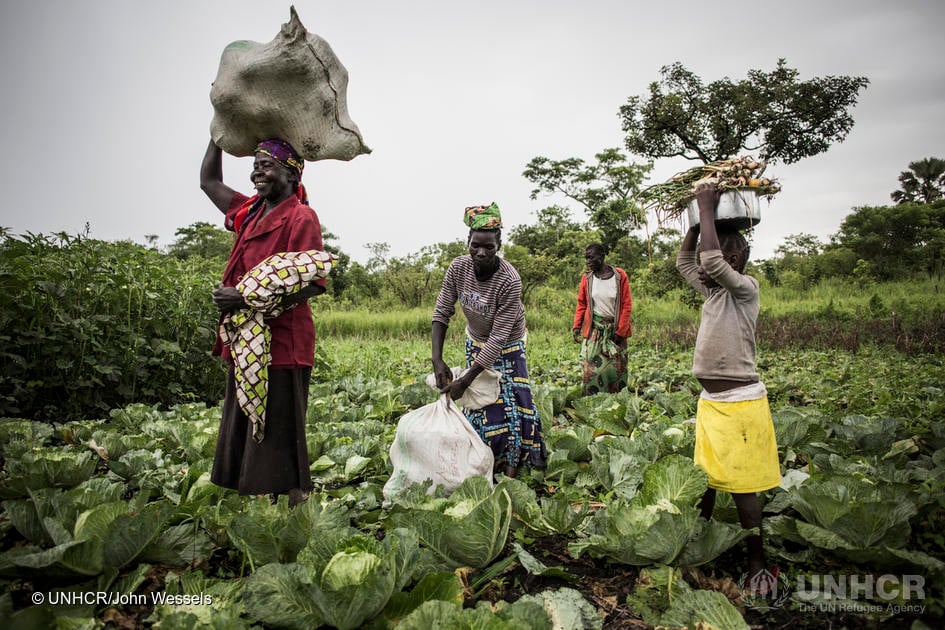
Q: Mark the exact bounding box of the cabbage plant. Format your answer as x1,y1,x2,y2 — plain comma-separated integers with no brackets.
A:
569,455,747,566
389,476,512,568
243,527,419,630
766,474,945,573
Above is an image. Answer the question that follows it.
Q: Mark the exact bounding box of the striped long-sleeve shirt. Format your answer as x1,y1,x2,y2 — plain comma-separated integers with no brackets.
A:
433,255,527,368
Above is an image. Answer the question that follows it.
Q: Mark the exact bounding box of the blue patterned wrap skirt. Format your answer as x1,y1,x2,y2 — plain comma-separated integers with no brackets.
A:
464,337,547,470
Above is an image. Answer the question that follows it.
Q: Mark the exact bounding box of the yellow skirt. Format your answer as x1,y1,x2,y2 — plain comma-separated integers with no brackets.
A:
694,396,781,493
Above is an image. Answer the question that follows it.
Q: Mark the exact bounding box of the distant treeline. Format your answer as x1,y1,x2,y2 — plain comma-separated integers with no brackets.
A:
0,199,942,421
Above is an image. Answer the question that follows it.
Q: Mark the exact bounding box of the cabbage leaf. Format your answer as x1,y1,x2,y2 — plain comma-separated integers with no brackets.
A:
390,477,511,568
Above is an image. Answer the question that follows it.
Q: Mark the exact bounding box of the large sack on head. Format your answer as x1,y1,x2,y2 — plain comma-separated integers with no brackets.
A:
210,6,370,161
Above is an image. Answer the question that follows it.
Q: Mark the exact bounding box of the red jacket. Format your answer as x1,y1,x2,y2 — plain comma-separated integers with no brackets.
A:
213,193,325,368
573,267,633,339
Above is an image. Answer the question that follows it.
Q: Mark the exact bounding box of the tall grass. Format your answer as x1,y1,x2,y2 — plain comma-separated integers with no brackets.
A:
312,306,439,338
760,276,945,318
311,277,945,355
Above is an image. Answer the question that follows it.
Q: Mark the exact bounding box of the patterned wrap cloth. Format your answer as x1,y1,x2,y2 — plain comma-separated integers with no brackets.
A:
580,313,628,395
464,202,502,230
464,337,547,469
220,250,335,442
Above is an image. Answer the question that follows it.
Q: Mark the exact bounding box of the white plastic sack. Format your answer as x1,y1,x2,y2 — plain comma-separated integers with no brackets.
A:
383,395,494,501
423,367,501,409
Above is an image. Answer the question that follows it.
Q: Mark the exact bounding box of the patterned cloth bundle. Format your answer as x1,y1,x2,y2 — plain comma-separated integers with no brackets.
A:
220,250,335,442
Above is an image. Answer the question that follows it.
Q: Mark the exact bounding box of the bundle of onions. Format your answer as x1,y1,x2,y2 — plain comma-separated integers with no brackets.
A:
637,156,781,223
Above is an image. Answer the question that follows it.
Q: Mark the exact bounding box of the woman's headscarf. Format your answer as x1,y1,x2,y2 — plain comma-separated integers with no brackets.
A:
464,202,502,230
232,139,308,234
255,139,305,177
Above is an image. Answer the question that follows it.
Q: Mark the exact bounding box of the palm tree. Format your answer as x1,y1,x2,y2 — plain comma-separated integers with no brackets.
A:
890,157,945,204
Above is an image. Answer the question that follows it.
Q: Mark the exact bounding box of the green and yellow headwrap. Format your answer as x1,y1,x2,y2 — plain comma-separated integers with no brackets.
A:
464,202,502,230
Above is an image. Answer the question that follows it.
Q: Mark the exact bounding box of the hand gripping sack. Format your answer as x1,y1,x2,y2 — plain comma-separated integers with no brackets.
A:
383,395,494,502
423,367,501,409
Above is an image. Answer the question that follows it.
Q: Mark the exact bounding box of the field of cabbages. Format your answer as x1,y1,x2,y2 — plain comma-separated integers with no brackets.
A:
1,331,943,629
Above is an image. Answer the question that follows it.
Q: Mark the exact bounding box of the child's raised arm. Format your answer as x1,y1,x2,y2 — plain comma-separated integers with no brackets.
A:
695,183,722,251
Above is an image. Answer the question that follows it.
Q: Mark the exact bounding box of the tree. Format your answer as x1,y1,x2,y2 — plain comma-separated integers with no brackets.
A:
522,149,651,253
890,157,945,204
508,206,583,253
775,233,823,258
507,206,598,291
832,201,945,280
364,242,391,272
167,221,233,261
769,233,825,286
501,245,558,304
320,227,351,298
620,59,869,165
383,246,443,308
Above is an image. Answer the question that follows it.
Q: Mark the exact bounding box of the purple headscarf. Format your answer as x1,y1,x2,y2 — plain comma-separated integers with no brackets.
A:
255,139,304,176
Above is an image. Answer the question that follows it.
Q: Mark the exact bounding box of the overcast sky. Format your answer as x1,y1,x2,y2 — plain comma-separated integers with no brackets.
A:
1,0,943,263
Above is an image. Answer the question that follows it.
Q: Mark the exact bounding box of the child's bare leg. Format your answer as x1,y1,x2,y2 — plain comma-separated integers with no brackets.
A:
732,492,764,576
699,488,716,520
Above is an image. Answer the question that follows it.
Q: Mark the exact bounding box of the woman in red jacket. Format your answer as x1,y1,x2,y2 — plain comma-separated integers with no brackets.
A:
572,243,633,395
200,138,326,507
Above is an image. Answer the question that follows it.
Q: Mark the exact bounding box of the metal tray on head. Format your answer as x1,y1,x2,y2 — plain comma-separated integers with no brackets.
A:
686,189,761,230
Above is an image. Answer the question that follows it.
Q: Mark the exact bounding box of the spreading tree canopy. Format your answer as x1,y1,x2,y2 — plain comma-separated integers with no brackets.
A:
521,148,651,253
620,59,869,164
891,157,945,204
167,221,233,261
832,201,945,280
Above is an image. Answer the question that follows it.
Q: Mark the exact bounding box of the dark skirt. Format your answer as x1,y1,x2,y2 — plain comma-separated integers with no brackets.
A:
211,366,313,495
464,337,547,470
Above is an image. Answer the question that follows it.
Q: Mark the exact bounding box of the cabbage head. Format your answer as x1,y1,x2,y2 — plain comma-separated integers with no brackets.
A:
389,476,511,568
243,527,419,630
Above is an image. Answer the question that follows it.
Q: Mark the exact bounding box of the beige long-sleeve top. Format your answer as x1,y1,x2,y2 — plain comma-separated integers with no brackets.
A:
676,249,760,382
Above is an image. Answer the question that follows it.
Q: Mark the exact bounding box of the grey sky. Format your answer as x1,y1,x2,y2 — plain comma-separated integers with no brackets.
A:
1,0,943,263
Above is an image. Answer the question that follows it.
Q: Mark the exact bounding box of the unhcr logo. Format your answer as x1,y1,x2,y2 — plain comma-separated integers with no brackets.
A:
795,573,925,601
741,571,927,614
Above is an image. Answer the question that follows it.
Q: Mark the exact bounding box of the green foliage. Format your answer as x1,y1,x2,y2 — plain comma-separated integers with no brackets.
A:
620,59,869,164
321,226,353,299
338,240,464,307
396,597,553,629
0,232,225,420
0,337,943,626
891,157,945,204
522,149,652,252
380,246,446,308
242,528,420,630
569,456,749,567
832,201,945,280
226,494,353,569
166,221,233,261
388,477,512,569
758,201,945,287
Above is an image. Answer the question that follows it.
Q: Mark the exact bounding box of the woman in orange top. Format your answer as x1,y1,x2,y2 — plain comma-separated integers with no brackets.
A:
572,243,633,395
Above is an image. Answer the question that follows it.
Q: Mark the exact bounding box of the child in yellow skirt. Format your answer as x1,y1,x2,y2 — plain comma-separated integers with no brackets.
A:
676,183,781,587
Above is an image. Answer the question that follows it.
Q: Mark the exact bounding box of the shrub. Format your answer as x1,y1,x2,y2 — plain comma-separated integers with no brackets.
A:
0,232,225,420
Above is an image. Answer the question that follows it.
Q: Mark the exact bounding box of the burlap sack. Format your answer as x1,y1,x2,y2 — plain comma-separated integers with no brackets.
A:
210,6,370,161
